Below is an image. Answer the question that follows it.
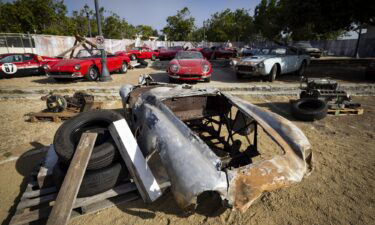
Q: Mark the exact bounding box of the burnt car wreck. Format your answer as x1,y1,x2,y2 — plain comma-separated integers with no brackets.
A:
119,76,313,212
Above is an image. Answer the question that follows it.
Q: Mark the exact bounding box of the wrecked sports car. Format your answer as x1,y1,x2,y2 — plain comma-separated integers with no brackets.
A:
119,77,313,212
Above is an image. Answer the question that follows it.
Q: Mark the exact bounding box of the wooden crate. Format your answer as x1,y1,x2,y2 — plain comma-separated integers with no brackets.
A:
28,102,103,123
9,146,140,225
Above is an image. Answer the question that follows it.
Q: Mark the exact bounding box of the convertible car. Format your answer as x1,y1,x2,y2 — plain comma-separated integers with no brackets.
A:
122,46,159,61
0,53,59,78
45,49,130,81
231,46,310,81
167,51,212,82
118,76,313,212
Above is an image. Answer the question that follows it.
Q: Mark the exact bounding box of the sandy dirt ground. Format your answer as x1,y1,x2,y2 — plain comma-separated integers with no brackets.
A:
0,96,374,225
0,62,369,91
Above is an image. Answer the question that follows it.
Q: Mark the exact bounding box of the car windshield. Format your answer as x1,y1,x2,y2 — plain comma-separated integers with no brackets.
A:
169,46,183,50
175,51,203,59
294,42,313,48
132,47,142,51
76,49,102,58
259,48,286,55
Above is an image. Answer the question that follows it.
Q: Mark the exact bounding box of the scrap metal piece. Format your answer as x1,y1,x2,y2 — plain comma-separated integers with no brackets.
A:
121,80,312,212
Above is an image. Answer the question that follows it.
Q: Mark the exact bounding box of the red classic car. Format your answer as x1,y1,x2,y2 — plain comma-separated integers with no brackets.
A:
0,53,59,78
123,46,159,61
191,46,236,59
45,49,130,81
167,51,212,82
158,46,184,60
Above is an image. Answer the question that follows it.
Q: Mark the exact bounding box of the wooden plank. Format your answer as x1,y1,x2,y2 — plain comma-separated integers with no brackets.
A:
328,107,364,115
46,132,98,225
109,119,163,202
37,145,58,188
10,183,137,225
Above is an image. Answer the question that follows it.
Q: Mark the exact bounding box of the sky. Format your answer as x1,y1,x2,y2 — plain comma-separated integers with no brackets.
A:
63,0,261,31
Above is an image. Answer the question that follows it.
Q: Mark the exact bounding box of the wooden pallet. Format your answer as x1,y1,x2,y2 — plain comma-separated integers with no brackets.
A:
28,102,103,123
328,107,364,116
9,146,140,225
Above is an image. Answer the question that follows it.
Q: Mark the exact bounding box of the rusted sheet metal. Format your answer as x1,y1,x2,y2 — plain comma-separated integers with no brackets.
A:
224,94,312,212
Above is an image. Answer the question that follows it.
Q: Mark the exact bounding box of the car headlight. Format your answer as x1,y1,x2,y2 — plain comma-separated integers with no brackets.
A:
43,64,49,70
202,64,210,73
257,62,265,68
74,64,81,70
230,60,238,66
170,64,179,73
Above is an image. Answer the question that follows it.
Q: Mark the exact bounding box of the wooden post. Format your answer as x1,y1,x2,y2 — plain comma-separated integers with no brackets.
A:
109,119,162,202
46,132,97,225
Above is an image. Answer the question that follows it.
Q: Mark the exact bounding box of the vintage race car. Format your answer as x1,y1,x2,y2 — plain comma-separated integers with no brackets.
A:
122,46,159,61
158,46,184,60
119,77,312,212
192,46,237,60
45,49,130,81
231,46,310,81
0,53,59,78
167,51,212,82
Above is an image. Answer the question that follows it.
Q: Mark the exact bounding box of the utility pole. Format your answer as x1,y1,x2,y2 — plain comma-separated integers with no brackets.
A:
354,25,362,59
94,0,112,82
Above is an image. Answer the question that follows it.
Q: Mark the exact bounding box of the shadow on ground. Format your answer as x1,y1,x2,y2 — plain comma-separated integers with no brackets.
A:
2,142,48,225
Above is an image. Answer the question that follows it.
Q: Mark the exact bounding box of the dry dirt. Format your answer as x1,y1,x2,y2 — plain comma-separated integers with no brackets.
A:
0,96,374,225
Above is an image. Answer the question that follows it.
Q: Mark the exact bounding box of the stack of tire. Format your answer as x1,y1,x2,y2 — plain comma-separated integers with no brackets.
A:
52,110,128,197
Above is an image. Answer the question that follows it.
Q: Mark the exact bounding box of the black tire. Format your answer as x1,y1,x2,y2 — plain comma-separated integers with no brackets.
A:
268,64,277,82
130,54,137,61
53,162,128,198
169,77,175,83
53,110,123,170
151,54,156,61
86,66,99,81
291,98,328,121
296,61,307,77
204,77,211,82
119,61,128,74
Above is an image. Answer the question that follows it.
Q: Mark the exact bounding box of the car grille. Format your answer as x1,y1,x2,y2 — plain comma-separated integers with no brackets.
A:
237,65,255,72
48,71,72,76
180,74,202,78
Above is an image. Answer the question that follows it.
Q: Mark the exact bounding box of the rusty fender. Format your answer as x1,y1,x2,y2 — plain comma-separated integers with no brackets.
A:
224,93,313,212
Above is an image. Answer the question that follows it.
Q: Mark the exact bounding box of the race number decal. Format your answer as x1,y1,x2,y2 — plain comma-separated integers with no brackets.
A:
1,63,18,74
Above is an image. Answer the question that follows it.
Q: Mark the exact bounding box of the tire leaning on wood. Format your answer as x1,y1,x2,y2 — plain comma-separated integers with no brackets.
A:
291,98,328,121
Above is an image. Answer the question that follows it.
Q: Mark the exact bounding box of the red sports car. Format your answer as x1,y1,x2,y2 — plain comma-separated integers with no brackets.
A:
158,46,184,60
45,49,130,81
0,53,59,78
191,46,236,59
122,46,159,61
167,51,212,82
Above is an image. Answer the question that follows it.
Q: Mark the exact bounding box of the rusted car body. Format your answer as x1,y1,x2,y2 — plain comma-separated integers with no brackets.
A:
119,77,312,212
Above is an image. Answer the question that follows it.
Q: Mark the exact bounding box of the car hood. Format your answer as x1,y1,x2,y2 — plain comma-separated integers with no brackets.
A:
238,55,273,65
50,59,88,68
175,59,205,67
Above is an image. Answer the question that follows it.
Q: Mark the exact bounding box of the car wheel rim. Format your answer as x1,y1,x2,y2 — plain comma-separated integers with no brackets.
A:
122,63,127,72
90,69,97,80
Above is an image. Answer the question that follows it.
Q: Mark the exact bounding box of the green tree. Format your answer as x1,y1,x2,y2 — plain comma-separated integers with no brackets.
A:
204,9,254,42
162,7,195,41
135,25,157,40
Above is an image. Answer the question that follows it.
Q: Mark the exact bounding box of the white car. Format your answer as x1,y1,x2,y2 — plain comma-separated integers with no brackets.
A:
231,46,311,82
